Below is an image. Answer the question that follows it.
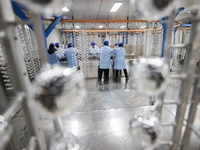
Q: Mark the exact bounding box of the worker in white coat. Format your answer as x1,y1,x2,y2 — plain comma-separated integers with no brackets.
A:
55,42,65,55
64,43,79,68
113,42,129,83
47,43,62,65
98,41,113,84
88,42,100,58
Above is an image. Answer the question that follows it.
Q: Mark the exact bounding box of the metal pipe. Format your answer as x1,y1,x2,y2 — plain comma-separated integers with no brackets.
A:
60,24,181,33
46,19,161,23
31,13,48,65
163,10,176,59
2,92,24,121
181,79,200,150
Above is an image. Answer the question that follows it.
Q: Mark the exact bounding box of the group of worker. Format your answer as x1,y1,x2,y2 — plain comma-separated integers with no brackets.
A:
47,40,128,83
88,41,128,84
47,42,79,68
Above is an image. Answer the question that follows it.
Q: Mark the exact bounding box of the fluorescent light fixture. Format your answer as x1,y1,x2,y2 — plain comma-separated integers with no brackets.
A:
75,26,80,29
140,26,146,29
110,2,123,12
99,25,103,28
120,26,126,28
61,6,69,12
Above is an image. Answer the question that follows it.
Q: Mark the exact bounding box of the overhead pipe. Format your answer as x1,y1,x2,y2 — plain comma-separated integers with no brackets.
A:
45,19,160,23
60,24,181,33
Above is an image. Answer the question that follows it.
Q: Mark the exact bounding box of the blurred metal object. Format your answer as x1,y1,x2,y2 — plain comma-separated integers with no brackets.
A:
14,0,63,15
181,79,200,150
2,93,24,121
130,112,161,149
25,137,37,150
49,133,81,150
0,0,47,149
171,7,200,150
31,13,48,65
129,57,169,95
132,0,179,20
32,65,87,117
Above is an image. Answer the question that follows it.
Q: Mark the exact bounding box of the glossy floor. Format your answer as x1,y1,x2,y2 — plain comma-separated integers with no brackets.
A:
40,78,200,150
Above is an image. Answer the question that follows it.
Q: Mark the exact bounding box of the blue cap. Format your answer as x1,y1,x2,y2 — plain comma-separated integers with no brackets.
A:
115,43,118,46
118,42,123,47
49,43,55,49
55,42,59,48
68,43,73,48
91,42,95,45
103,41,109,46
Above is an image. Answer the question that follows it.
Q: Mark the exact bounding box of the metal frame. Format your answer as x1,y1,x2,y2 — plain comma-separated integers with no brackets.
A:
45,16,62,38
0,0,47,149
157,7,200,150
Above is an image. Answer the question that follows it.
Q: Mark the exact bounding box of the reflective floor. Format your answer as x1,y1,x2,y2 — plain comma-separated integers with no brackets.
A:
40,78,200,150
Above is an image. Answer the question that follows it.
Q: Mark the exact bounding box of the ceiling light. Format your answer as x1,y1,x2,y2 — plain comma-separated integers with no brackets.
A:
110,2,123,12
75,26,80,29
61,6,69,12
99,25,103,28
120,26,126,28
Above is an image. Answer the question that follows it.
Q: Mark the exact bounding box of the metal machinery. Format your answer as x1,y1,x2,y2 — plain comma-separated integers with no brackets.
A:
0,0,200,150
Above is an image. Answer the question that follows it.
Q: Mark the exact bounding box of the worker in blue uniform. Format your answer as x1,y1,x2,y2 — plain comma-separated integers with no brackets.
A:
64,43,79,68
55,42,65,55
98,41,113,84
113,42,129,83
88,42,100,58
47,43,62,65
113,43,118,51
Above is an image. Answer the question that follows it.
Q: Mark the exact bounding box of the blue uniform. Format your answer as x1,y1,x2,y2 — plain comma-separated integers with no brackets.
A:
88,45,100,56
47,52,61,65
113,47,126,70
65,48,78,67
57,47,66,55
99,46,113,69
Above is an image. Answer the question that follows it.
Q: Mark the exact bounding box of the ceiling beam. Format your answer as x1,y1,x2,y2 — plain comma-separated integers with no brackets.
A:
44,19,160,23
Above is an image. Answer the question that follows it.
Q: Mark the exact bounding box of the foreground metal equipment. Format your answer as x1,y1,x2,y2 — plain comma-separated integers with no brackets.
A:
157,7,200,150
0,0,200,150
129,7,200,150
0,0,47,149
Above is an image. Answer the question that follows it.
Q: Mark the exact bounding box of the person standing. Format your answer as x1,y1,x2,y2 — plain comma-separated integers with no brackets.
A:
113,42,129,83
98,41,113,84
64,43,79,68
55,42,65,55
47,43,62,65
113,43,118,51
88,42,100,58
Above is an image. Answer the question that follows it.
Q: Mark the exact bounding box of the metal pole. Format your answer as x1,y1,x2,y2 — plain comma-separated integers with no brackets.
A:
171,8,200,150
31,13,48,65
163,11,176,60
181,79,200,150
3,92,24,121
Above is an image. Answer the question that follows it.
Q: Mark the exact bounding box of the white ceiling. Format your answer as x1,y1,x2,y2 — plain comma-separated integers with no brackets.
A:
17,0,196,29
61,0,132,20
